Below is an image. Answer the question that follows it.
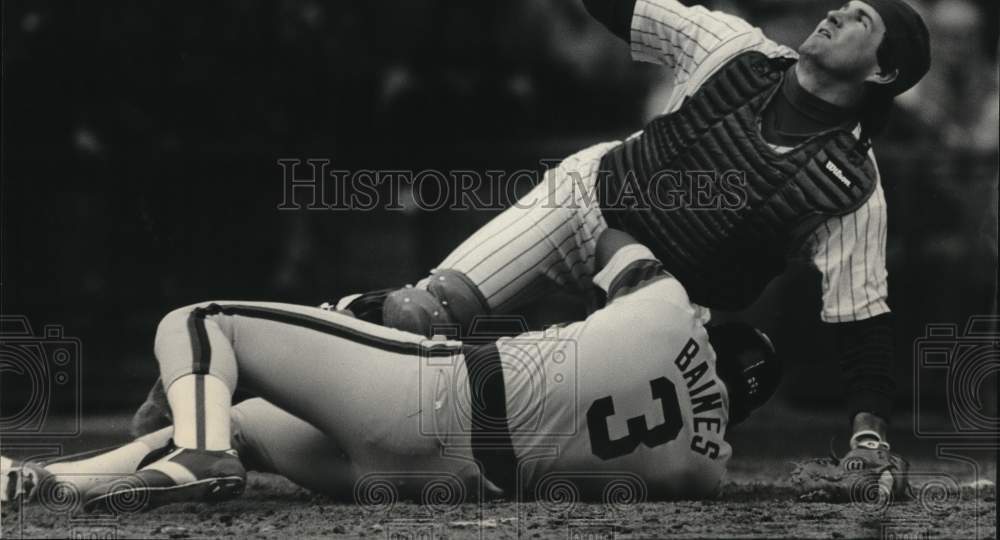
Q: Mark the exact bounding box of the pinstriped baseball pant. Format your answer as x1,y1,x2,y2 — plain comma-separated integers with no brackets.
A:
423,142,621,314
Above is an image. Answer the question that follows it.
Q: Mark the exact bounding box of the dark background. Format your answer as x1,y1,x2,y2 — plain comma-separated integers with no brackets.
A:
2,0,997,424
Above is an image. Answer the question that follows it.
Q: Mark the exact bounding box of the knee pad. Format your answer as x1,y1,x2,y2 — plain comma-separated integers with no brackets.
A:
383,270,489,337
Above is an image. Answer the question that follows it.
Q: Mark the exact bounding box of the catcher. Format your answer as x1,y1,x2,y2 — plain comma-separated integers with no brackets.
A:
5,230,785,510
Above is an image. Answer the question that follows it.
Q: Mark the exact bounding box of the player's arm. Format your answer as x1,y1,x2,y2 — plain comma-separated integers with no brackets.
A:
593,228,672,303
808,183,895,440
583,0,788,86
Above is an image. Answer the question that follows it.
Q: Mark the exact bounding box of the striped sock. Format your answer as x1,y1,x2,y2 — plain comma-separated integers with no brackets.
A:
166,374,232,450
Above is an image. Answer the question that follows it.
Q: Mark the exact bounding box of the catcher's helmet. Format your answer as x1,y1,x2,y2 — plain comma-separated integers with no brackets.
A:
706,322,781,426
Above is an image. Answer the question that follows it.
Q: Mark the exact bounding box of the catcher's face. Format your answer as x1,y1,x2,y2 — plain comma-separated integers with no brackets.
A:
798,1,889,84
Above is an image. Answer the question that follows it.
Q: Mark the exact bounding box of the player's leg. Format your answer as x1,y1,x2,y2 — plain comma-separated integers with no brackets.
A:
185,303,473,477
427,143,617,315
1,430,172,509
3,399,353,509
349,143,619,338
229,398,355,498
124,398,356,497
84,303,250,511
43,428,173,487
88,301,477,510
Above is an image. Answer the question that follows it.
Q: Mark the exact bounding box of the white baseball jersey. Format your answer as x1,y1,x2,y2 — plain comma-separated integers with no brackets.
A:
497,244,731,499
426,0,889,325
630,0,890,323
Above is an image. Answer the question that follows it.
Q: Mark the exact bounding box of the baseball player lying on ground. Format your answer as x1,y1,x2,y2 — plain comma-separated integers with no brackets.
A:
307,0,931,482
3,230,784,511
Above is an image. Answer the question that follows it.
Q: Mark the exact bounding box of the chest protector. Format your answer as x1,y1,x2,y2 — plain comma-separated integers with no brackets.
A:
598,51,878,310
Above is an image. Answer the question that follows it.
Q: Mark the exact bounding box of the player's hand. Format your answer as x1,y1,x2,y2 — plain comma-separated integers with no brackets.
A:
320,288,397,324
790,439,910,504
318,300,356,317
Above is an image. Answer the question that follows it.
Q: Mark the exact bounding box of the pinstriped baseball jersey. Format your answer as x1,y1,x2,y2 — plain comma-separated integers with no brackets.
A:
423,0,888,325
630,0,889,323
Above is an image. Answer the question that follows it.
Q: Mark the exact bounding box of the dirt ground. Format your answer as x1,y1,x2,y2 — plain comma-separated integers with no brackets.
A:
2,411,997,539
3,471,995,539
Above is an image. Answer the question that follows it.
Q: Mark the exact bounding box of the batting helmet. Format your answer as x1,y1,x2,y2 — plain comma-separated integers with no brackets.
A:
706,322,782,426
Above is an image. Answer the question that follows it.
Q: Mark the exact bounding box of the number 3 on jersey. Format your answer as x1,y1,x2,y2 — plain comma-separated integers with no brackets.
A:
587,377,683,460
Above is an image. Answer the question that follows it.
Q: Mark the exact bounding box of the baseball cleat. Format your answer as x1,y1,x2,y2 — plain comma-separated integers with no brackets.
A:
2,456,54,510
82,447,245,514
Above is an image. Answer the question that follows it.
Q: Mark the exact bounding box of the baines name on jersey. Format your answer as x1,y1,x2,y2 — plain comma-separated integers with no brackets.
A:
674,338,725,459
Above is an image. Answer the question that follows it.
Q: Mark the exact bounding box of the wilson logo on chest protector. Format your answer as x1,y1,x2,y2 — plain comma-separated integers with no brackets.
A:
825,160,854,190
